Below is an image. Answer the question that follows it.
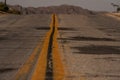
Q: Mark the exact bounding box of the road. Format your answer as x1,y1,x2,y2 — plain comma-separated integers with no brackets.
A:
0,13,120,80
0,14,50,80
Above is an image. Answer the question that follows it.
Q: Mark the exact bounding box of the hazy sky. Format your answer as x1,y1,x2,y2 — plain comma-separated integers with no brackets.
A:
0,0,120,12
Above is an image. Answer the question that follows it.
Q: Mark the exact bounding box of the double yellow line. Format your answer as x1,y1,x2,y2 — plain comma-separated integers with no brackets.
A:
14,14,64,80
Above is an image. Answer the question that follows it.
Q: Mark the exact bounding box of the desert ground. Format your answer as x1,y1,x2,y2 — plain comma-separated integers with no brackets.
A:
0,13,120,80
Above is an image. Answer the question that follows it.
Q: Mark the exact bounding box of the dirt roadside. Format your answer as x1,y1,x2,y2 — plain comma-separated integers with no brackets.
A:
105,13,120,20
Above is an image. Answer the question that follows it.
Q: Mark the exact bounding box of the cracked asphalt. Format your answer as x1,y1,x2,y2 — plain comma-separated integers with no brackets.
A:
0,14,50,80
58,14,120,80
0,13,120,80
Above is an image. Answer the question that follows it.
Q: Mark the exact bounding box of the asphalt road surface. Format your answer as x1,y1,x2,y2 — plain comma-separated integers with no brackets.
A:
0,14,50,80
0,13,120,80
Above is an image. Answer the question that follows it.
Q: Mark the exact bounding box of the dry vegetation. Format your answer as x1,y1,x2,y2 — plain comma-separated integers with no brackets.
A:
0,2,21,15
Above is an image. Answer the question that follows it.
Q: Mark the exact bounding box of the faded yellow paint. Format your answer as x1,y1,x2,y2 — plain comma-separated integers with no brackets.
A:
31,14,65,80
14,14,65,80
14,36,44,80
13,15,53,80
30,31,50,80
52,15,65,80
30,15,54,80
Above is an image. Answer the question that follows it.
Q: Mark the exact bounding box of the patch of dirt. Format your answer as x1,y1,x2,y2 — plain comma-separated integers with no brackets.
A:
106,13,120,21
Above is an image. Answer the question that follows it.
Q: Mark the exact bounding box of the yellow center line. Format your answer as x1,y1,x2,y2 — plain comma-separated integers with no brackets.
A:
52,15,65,80
13,14,64,80
30,31,51,80
13,36,44,80
31,14,64,80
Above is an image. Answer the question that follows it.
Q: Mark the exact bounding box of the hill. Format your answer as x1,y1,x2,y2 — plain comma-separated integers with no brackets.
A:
9,4,95,15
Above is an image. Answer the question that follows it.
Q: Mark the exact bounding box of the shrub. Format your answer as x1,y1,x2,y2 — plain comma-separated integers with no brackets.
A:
8,9,21,14
0,2,9,12
117,7,120,12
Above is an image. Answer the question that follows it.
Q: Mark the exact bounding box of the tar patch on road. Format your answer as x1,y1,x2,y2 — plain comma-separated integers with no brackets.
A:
72,45,120,54
58,36,117,41
35,27,50,30
0,68,17,73
0,36,8,41
58,27,75,31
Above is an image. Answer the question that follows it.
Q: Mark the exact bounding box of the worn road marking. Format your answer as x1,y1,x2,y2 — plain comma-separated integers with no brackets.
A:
30,14,64,80
13,14,64,80
13,37,44,80
13,14,87,80
52,15,64,80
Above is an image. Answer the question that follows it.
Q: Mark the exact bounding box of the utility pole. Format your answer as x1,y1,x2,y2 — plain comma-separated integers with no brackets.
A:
4,0,6,5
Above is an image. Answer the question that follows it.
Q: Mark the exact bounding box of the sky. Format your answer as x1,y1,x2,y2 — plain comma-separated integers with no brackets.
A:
0,0,120,12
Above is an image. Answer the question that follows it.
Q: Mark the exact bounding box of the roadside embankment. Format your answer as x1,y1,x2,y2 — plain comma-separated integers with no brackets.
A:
105,13,120,20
